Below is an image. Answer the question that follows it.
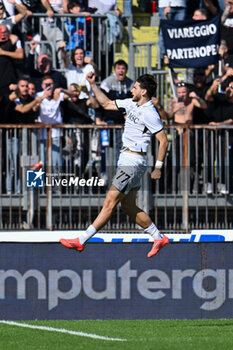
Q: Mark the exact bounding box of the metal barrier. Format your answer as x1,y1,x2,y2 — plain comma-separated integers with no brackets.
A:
129,42,160,81
1,124,233,232
21,13,133,80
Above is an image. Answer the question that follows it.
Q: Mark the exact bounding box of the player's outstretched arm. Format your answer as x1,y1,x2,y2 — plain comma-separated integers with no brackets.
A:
151,129,168,180
86,72,118,110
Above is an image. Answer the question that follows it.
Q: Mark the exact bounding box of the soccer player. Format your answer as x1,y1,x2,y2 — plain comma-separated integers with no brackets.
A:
60,73,169,258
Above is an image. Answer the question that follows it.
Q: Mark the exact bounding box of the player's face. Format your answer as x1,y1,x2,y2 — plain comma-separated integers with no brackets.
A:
18,80,29,97
114,64,127,81
131,82,142,102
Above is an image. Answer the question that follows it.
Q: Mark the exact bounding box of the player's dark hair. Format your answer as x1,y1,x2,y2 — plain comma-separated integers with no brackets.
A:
137,74,157,99
71,46,85,66
113,59,128,71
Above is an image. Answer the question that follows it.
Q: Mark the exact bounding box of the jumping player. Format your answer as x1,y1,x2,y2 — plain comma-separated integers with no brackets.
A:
60,72,169,258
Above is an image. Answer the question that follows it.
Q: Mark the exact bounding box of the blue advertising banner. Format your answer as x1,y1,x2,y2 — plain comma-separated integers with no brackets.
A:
161,15,221,68
1,242,233,320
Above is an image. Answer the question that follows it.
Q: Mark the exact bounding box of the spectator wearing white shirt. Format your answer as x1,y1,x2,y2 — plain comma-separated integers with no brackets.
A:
37,75,79,174
64,45,97,99
37,76,64,177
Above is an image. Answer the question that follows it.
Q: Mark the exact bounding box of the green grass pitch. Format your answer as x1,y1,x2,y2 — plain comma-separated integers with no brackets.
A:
1,319,233,350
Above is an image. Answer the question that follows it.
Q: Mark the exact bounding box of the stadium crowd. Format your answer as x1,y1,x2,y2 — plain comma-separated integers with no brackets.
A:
0,0,233,194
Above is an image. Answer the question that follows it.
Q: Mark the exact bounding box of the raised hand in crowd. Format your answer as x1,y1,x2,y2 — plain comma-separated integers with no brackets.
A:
164,5,171,20
205,78,221,101
29,40,38,54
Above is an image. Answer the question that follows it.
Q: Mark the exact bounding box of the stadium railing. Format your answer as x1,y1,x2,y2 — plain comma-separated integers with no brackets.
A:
20,13,133,80
1,124,232,232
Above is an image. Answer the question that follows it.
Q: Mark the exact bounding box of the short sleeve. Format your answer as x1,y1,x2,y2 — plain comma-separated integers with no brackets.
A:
143,109,164,134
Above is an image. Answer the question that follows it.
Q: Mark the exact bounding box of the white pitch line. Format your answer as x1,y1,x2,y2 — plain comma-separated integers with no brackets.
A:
0,320,127,342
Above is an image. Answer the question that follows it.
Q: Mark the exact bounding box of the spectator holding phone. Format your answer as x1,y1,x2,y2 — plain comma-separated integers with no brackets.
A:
166,82,207,193
36,75,79,175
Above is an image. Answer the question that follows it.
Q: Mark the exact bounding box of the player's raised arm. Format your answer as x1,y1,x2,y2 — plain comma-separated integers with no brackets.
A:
86,72,118,110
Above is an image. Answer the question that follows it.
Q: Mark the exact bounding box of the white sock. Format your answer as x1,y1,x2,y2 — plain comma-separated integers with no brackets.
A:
80,224,97,245
144,223,164,240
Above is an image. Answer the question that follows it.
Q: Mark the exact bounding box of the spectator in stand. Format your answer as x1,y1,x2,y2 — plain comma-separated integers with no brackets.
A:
166,82,207,192
95,59,133,125
65,0,92,51
186,8,209,84
63,45,97,100
221,0,233,54
158,0,187,62
219,39,233,73
61,82,98,168
95,59,133,181
16,0,54,38
36,75,79,175
8,76,41,123
192,7,208,20
167,83,207,125
88,0,122,78
0,1,26,32
41,0,68,69
0,24,23,94
5,77,42,194
204,77,233,194
25,40,67,90
28,80,37,98
187,68,212,124
204,40,233,88
88,0,121,15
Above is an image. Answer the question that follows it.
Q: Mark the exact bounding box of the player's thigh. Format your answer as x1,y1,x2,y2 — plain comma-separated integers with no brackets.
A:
121,188,138,207
104,184,126,209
